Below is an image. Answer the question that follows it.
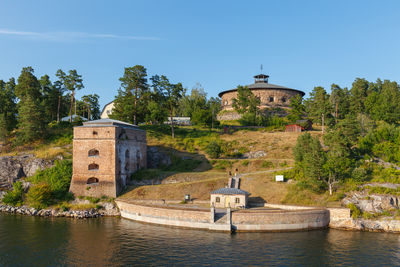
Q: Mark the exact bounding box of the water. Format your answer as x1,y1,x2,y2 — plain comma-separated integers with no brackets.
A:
1,214,400,266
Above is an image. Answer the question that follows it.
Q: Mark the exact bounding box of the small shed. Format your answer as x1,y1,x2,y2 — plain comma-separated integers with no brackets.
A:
285,124,304,132
210,188,250,208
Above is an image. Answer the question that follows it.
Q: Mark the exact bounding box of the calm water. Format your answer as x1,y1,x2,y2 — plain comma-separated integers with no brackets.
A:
1,214,400,266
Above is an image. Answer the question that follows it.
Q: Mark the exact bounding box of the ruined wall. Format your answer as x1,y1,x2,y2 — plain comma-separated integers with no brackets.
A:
115,127,147,194
220,89,302,111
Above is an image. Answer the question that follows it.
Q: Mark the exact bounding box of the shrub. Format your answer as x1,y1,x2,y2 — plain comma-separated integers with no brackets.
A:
241,160,249,166
29,160,72,200
261,161,273,168
2,181,24,206
347,203,361,219
206,141,222,159
26,183,52,209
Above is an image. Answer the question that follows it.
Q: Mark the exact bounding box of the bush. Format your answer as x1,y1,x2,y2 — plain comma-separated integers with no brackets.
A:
241,160,249,166
348,203,362,219
2,181,24,206
261,161,273,168
206,141,222,159
29,160,72,200
26,183,52,209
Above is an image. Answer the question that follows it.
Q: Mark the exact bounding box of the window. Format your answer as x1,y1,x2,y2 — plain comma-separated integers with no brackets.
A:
269,96,274,102
235,197,240,203
87,177,99,184
281,97,286,103
88,149,99,157
88,163,99,171
224,100,228,105
216,197,220,203
93,131,98,135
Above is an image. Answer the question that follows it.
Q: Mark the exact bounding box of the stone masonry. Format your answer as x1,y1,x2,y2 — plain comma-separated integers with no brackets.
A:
69,119,147,198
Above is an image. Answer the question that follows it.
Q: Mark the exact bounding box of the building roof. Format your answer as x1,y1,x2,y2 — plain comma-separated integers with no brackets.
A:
61,115,88,122
218,82,305,97
210,188,250,195
79,118,143,130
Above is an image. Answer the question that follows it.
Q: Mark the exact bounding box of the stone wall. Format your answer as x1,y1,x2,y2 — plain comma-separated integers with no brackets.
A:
70,124,147,198
220,89,302,111
232,209,329,231
116,200,331,232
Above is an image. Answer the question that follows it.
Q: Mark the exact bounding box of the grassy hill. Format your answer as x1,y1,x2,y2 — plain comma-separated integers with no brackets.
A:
121,125,330,205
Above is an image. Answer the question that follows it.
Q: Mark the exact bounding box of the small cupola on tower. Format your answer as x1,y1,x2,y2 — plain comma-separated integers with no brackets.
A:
254,74,269,83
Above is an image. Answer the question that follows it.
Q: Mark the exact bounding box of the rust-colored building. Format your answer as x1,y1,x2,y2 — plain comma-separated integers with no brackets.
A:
69,119,147,198
285,124,304,132
218,74,304,111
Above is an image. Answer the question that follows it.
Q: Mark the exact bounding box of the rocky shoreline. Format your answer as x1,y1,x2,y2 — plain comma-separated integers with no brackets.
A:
0,203,120,219
330,217,400,233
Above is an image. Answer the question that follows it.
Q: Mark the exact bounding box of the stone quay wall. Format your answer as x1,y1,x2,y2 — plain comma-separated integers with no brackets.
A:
116,200,331,232
232,209,329,232
116,200,212,230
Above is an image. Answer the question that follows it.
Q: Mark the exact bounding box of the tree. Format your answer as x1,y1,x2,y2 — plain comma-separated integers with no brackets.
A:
232,85,260,125
15,67,45,142
304,86,332,132
293,133,327,191
323,129,355,195
81,94,100,120
365,79,400,124
0,78,17,132
0,113,7,142
329,84,350,123
349,78,369,115
287,94,305,122
17,95,46,142
56,69,84,122
112,65,149,125
164,78,183,138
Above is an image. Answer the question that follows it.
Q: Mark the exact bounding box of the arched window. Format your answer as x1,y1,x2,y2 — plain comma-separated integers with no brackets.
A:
87,177,99,184
88,149,99,157
88,163,99,171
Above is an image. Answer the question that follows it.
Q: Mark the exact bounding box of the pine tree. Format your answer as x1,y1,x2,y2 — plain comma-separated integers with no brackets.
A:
111,65,148,125
17,95,45,142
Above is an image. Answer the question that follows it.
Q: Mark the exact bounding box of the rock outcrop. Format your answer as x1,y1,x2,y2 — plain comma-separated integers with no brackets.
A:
342,191,399,214
0,155,53,189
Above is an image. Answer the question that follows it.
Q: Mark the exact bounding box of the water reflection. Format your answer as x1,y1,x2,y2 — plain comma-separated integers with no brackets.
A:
1,214,400,266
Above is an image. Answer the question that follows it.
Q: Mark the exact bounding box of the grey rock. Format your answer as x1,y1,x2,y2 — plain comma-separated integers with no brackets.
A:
0,155,53,189
242,151,267,159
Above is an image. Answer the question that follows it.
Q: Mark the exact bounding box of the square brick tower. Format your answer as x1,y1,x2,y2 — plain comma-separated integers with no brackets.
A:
69,119,147,198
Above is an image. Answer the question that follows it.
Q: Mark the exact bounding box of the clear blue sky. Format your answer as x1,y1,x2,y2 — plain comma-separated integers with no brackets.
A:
1,0,400,108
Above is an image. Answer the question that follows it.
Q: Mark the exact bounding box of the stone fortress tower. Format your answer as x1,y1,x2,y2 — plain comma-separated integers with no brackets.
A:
218,73,305,111
69,119,147,198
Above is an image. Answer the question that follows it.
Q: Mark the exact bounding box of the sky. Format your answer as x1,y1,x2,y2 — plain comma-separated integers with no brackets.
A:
1,0,400,108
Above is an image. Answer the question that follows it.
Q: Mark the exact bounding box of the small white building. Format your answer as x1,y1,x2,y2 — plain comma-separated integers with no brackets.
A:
165,117,191,126
210,188,250,209
100,101,115,119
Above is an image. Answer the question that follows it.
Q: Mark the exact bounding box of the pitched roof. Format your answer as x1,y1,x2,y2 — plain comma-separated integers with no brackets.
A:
210,188,250,195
